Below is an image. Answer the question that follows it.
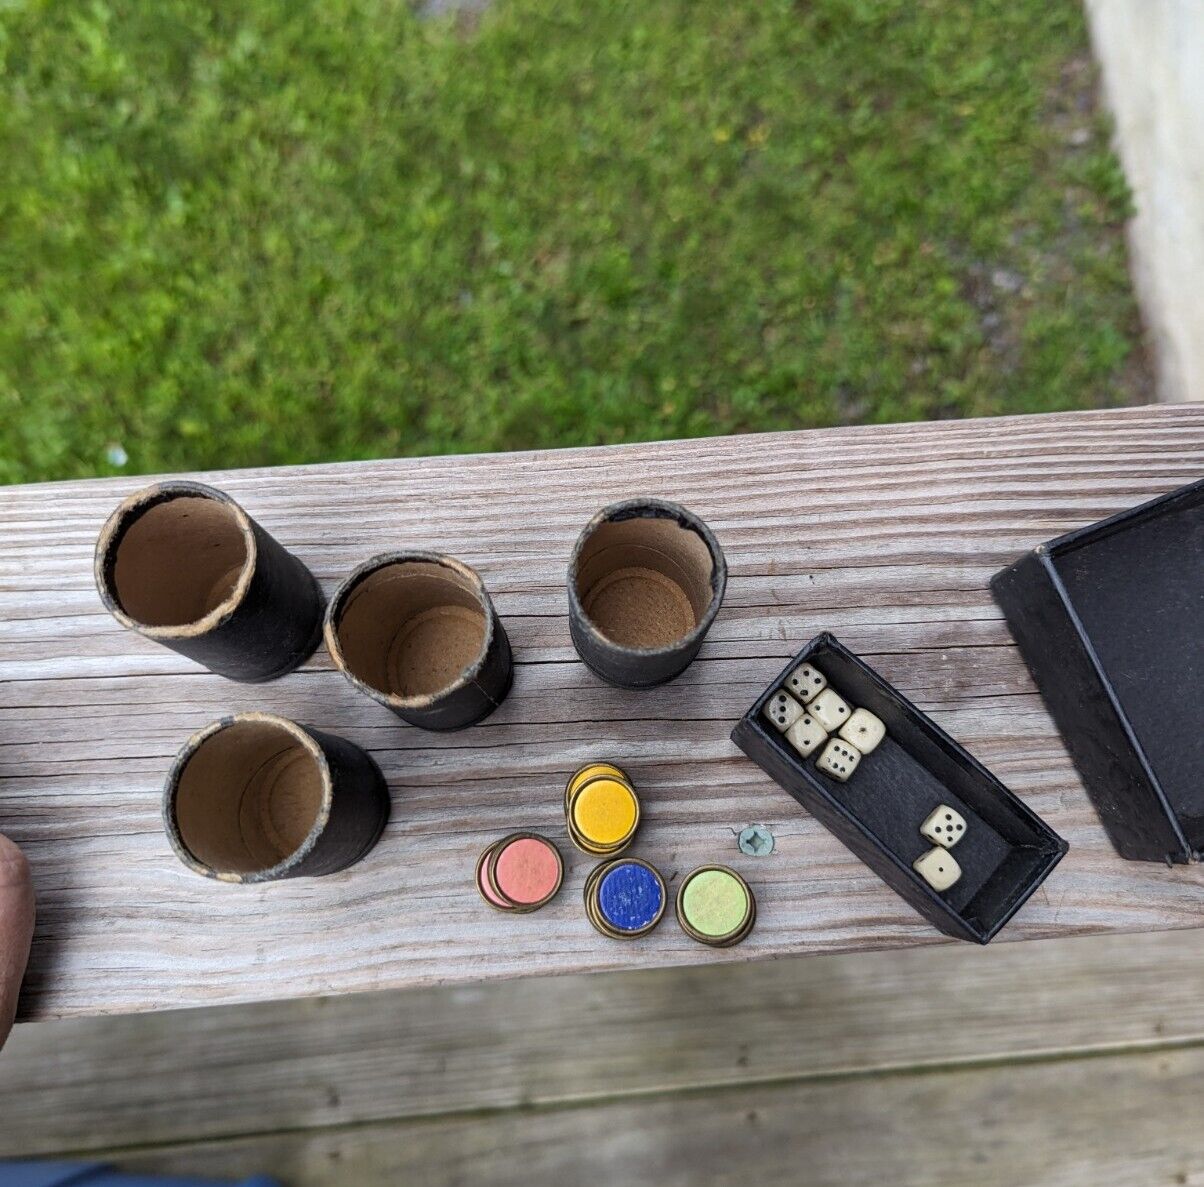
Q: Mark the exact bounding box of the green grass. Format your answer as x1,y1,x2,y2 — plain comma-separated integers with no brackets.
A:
0,0,1146,484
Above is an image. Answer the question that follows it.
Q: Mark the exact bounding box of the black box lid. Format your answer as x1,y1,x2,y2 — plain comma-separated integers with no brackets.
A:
991,478,1204,863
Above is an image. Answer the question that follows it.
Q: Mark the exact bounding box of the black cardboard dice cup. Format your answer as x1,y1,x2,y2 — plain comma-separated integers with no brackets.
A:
163,712,390,882
95,481,324,682
324,551,513,731
731,633,1068,944
567,498,727,689
991,478,1204,864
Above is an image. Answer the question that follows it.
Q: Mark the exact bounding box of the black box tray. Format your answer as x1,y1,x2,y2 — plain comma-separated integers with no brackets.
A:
991,478,1203,864
731,633,1068,943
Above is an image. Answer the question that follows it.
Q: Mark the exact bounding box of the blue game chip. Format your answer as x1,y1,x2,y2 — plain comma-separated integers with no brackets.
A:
596,860,665,935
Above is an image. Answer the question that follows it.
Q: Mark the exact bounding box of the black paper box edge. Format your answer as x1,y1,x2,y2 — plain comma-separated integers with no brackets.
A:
731,633,1068,944
990,478,1204,865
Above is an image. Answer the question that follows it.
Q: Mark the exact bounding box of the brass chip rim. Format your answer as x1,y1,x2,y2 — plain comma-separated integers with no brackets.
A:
565,769,640,856
674,865,757,947
584,856,667,940
481,831,564,913
564,761,630,811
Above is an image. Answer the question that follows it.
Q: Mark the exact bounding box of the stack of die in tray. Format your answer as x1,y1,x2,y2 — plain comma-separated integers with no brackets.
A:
762,663,884,783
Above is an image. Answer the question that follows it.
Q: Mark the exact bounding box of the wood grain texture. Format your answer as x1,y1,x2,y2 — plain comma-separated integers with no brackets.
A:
3,928,1203,1159
92,1044,1204,1187
1,404,1202,1019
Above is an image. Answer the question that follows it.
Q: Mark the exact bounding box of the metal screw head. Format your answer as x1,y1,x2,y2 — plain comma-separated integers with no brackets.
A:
738,824,775,857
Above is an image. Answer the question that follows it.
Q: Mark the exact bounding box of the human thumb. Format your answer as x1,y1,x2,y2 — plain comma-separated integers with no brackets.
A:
0,833,35,1047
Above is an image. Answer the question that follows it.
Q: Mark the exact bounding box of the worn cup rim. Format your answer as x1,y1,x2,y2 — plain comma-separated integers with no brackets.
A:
94,480,258,640
162,711,334,884
567,497,727,658
323,550,497,711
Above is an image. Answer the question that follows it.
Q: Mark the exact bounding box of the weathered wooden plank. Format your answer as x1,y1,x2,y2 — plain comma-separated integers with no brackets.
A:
2,925,1203,1158
96,1041,1204,1187
1,405,1202,1019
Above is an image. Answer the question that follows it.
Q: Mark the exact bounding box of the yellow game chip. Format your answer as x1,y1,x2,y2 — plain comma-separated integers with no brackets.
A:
570,776,639,848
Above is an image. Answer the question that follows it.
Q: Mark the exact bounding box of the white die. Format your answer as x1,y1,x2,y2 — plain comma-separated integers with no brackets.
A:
913,846,961,891
920,804,967,849
762,690,804,732
785,712,827,758
809,688,852,733
815,737,861,782
784,663,828,703
839,707,886,755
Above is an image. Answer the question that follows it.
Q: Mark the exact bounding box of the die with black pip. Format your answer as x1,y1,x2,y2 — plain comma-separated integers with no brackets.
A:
914,804,969,892
763,663,887,784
